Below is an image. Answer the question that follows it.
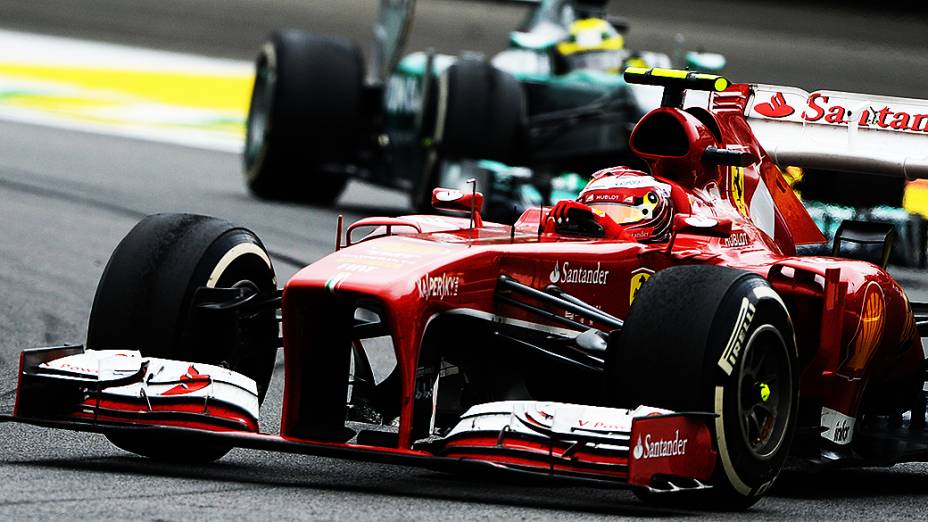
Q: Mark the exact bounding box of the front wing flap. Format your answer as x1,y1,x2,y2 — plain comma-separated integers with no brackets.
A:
14,345,259,432
427,401,718,490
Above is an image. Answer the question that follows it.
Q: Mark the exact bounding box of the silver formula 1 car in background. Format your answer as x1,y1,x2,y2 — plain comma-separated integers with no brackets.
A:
242,0,723,215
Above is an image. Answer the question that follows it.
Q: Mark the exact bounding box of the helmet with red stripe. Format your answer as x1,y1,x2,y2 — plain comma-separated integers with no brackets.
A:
579,167,674,242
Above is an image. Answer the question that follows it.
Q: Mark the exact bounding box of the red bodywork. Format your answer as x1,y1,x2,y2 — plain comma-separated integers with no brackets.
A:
278,84,923,474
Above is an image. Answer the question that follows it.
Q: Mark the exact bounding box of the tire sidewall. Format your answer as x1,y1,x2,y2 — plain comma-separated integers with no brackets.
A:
184,228,278,399
89,214,278,399
244,43,277,181
610,265,798,508
704,276,798,501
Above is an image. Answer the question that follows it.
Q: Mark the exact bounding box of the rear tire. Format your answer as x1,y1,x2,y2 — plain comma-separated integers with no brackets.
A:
606,265,798,510
435,58,525,164
244,31,364,204
88,213,279,462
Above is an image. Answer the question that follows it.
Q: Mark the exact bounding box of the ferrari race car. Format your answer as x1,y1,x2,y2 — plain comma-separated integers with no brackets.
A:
242,0,723,216
6,70,928,510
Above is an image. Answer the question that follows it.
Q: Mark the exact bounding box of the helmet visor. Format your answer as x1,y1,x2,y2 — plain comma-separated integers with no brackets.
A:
592,202,653,225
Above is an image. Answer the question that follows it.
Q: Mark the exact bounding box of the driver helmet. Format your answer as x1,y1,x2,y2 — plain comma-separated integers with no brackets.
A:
579,167,674,242
555,18,625,74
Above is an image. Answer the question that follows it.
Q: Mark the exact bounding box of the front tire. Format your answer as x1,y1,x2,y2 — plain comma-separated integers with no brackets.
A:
88,213,279,462
606,265,798,510
244,31,364,204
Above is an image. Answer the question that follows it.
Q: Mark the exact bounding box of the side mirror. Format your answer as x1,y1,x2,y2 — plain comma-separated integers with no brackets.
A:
686,51,726,73
703,146,757,167
431,187,484,214
672,214,733,236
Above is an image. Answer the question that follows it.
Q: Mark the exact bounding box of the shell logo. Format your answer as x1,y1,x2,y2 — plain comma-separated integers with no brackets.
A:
845,284,885,371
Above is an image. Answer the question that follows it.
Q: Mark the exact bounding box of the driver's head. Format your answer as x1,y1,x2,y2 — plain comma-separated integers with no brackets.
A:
554,18,624,74
579,167,674,242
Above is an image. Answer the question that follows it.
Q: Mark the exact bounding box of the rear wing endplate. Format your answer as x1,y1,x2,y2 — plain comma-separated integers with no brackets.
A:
745,85,928,180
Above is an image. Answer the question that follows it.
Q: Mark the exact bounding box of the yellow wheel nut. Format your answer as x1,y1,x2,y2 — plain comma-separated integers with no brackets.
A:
759,383,771,402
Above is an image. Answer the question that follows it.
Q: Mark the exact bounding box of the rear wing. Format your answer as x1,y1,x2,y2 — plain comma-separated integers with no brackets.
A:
744,85,928,180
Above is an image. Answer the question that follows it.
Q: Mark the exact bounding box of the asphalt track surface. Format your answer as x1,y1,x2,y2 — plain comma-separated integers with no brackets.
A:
0,1,927,520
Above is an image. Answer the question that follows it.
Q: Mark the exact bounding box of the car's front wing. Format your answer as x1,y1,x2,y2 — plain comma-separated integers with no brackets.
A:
5,345,719,493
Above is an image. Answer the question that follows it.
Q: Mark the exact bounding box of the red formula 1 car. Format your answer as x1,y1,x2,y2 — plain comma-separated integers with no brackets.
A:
5,69,928,510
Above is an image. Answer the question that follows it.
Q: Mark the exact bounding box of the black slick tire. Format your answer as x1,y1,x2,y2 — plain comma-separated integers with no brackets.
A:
606,265,798,510
87,213,278,462
244,30,363,204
